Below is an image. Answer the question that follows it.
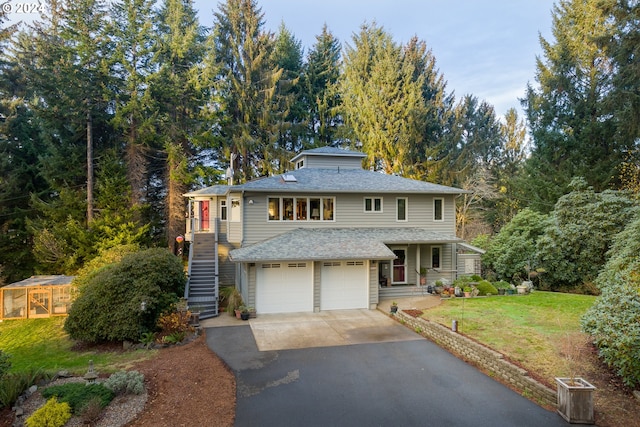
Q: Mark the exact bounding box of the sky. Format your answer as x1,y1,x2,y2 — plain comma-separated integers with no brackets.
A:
5,0,558,117
194,0,557,117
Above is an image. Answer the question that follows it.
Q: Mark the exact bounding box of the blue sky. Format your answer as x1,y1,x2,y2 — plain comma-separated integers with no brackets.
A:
195,0,557,117
5,0,557,117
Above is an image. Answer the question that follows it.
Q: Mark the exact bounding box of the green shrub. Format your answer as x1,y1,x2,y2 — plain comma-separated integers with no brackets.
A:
104,370,145,395
25,397,72,427
476,280,498,296
493,280,512,290
42,383,114,414
582,212,640,387
64,248,186,343
0,369,50,409
0,350,10,378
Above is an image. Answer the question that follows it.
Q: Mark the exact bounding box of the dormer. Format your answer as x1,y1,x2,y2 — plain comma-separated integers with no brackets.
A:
290,147,367,170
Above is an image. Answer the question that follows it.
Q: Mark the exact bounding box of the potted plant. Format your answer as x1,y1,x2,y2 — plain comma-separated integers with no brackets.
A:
555,333,596,424
240,307,250,321
463,286,472,297
419,267,427,286
220,286,244,317
390,301,398,313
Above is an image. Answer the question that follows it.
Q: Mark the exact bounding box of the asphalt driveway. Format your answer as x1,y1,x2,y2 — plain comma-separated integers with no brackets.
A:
205,312,568,427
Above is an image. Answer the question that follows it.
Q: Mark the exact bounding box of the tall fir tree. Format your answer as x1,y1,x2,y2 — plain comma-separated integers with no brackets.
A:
151,0,207,247
211,0,282,182
303,25,342,146
522,0,622,212
341,22,426,175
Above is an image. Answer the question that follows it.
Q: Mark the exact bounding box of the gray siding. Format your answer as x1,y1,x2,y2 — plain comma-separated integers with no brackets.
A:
369,260,378,308
302,156,362,169
241,193,457,245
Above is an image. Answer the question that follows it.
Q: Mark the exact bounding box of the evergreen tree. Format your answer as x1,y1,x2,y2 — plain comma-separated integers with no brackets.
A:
150,0,207,246
211,0,282,182
110,0,158,210
271,23,305,166
341,23,426,175
303,25,342,146
522,0,622,211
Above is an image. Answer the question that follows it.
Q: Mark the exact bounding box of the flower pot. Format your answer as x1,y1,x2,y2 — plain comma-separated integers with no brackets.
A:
390,305,398,314
240,312,250,321
464,292,471,298
235,309,242,319
555,377,596,424
516,285,528,294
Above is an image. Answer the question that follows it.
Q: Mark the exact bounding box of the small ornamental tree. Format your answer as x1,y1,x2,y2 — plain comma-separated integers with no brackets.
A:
582,212,640,387
64,248,186,343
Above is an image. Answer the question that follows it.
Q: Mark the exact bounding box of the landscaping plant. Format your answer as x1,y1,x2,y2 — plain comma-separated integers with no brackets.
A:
42,383,114,414
25,397,72,427
64,248,186,343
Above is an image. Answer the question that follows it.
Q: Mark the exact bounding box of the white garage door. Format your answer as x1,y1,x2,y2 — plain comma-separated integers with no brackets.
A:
256,262,313,314
321,260,368,310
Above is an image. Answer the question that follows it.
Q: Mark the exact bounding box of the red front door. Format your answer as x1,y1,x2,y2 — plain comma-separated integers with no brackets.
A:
200,201,210,230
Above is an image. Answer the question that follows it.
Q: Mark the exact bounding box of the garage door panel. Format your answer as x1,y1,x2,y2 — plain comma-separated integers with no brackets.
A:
257,263,313,314
321,261,368,310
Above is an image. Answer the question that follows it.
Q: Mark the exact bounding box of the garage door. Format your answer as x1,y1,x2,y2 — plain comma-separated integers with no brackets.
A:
321,261,368,310
256,262,313,314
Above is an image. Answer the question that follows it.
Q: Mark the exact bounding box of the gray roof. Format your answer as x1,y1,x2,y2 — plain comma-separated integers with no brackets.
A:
184,185,230,197
237,168,465,194
4,275,75,289
229,228,463,262
290,146,367,163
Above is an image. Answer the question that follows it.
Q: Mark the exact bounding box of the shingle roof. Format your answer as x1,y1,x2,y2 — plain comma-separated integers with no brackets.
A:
228,228,462,262
183,185,230,197
237,168,465,194
290,146,366,163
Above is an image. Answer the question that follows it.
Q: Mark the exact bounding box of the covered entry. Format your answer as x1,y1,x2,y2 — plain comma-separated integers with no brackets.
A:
321,260,368,310
256,262,313,313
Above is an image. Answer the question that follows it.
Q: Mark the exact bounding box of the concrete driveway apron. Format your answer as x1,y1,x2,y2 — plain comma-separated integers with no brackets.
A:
205,310,569,427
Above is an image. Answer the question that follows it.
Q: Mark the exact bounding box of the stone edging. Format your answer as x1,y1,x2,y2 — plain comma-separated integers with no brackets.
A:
392,309,557,409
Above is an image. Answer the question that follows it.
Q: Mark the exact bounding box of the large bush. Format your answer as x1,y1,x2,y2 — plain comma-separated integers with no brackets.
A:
482,208,549,281
535,179,637,292
582,213,640,387
64,248,186,343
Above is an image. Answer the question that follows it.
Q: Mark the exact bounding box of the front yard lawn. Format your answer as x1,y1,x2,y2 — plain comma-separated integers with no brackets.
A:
421,291,594,384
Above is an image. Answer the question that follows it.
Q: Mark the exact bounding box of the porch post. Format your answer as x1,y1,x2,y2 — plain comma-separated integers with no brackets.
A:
416,245,421,286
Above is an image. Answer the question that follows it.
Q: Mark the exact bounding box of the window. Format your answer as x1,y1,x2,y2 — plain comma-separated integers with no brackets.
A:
283,198,294,220
431,246,441,269
396,197,407,221
434,198,443,221
296,160,304,169
323,198,334,220
267,196,335,221
219,200,227,221
268,198,280,221
364,197,383,213
296,198,307,220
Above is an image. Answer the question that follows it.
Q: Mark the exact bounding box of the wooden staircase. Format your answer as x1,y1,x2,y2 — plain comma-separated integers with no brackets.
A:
186,233,219,319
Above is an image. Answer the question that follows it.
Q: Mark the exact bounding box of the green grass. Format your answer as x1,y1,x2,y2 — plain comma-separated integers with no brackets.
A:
0,317,155,375
421,291,596,383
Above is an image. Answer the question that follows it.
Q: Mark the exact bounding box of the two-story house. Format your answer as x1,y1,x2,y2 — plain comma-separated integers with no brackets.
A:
183,147,481,317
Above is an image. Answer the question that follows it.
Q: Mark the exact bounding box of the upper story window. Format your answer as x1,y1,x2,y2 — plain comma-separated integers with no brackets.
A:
219,199,227,221
268,196,335,222
296,159,304,169
364,197,383,213
434,198,443,221
396,197,407,222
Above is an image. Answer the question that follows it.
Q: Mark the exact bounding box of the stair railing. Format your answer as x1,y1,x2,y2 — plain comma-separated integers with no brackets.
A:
184,222,196,299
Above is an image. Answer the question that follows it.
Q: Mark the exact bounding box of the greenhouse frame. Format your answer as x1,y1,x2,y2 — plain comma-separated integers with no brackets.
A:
1,275,75,320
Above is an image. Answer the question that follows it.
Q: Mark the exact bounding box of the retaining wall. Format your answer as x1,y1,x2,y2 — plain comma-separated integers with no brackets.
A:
394,309,557,408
